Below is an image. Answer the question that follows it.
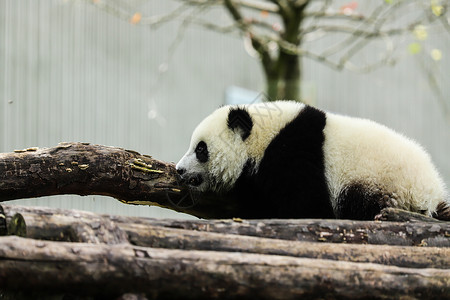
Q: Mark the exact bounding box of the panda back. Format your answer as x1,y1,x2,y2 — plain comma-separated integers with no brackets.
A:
323,113,447,217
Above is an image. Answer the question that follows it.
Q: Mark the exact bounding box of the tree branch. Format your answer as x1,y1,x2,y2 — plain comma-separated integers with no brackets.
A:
223,0,277,80
0,143,237,219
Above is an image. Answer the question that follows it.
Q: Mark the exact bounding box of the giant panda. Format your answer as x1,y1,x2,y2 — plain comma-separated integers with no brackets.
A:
176,101,449,220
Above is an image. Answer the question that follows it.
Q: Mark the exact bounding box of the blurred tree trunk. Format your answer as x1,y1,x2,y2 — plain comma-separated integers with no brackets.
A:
265,47,302,101
225,0,308,102
267,2,305,101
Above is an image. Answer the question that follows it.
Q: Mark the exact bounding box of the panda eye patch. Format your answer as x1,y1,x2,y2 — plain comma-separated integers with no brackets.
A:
195,141,209,163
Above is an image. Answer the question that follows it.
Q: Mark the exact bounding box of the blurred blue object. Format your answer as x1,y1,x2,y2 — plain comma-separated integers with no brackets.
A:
225,86,263,105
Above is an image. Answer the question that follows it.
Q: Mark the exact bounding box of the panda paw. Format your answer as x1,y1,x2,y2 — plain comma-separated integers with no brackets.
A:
380,193,399,209
432,201,450,221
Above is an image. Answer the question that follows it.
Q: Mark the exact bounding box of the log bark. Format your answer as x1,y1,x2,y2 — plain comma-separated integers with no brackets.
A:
3,204,130,244
0,142,237,218
0,236,449,299
4,204,450,247
376,207,445,223
2,205,450,269
119,223,450,269
110,216,450,247
1,205,449,298
3,205,450,247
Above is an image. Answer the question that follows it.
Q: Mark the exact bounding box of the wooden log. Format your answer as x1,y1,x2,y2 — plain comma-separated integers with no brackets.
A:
2,205,450,269
109,215,450,247
122,223,450,269
0,236,448,299
3,205,128,244
4,204,450,247
0,143,236,218
376,207,445,223
0,143,179,204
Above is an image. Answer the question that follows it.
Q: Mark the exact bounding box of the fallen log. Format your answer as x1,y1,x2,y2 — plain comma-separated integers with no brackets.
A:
376,207,445,223
0,143,179,203
4,204,450,247
110,216,450,247
2,205,450,269
0,236,448,299
3,204,130,244
0,142,236,218
120,223,450,268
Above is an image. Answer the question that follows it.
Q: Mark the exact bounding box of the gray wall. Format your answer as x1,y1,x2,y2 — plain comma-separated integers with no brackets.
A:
1,1,448,218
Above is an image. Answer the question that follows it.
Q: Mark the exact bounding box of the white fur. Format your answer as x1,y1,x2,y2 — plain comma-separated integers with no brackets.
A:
323,113,447,216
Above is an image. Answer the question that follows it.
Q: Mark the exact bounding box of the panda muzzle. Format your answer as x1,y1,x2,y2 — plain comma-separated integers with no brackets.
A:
188,174,203,186
179,173,203,187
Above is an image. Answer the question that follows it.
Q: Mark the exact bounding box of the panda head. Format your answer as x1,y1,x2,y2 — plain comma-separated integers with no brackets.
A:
176,101,304,193
176,106,254,192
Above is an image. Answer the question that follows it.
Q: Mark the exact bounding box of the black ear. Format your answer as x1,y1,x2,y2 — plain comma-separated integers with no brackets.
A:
227,107,253,141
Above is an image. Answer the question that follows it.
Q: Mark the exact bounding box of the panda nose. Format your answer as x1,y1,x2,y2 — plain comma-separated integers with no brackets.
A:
177,168,186,176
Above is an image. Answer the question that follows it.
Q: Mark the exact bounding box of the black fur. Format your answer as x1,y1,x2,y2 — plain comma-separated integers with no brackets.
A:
232,105,335,219
227,107,253,141
195,141,209,163
432,202,450,221
335,184,389,220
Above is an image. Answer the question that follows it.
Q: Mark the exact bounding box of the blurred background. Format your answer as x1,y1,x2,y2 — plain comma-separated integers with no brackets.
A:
1,0,449,218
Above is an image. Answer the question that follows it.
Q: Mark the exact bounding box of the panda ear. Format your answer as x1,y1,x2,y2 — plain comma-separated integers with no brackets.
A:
227,107,253,141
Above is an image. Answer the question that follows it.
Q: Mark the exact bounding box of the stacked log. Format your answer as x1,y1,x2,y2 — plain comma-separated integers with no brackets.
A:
0,204,449,299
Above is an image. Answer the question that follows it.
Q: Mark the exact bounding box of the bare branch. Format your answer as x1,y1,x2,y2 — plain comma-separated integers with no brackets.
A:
224,0,245,23
270,0,294,20
318,3,388,58
180,0,279,13
304,11,365,21
237,0,279,13
302,25,417,38
139,4,192,27
80,0,450,105
89,1,195,28
223,0,276,73
188,19,239,34
294,0,310,8
310,1,430,71
438,10,450,33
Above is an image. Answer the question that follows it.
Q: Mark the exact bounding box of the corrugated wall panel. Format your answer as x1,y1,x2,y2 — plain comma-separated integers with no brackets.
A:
1,1,448,218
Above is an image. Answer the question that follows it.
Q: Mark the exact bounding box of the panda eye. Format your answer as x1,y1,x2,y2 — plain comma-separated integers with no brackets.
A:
195,141,208,163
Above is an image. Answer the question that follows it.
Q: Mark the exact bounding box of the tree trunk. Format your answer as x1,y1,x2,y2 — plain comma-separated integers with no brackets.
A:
281,53,301,100
265,56,301,102
266,75,281,101
264,30,302,102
